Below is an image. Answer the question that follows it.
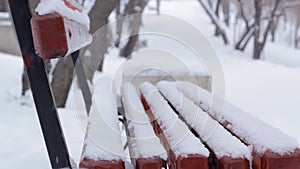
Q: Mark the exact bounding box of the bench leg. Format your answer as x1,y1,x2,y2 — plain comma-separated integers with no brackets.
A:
71,50,92,114
8,0,71,168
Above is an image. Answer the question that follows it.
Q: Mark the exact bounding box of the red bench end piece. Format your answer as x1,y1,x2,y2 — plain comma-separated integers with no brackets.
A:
176,154,209,169
135,157,166,169
31,13,68,59
79,157,125,169
253,148,300,169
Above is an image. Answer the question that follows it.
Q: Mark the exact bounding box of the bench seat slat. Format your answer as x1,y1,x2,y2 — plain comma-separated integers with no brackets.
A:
80,75,125,169
121,83,167,169
140,82,209,169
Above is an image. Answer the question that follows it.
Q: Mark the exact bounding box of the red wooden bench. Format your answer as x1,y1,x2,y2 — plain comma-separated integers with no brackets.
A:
80,76,125,169
11,0,299,167
31,0,92,59
140,82,210,169
121,83,167,169
175,81,300,169
157,81,251,169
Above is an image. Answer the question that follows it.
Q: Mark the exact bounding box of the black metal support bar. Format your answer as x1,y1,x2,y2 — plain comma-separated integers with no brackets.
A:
7,0,71,168
71,51,92,114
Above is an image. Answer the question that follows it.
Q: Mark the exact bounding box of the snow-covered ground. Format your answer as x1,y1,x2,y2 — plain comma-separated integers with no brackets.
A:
1,0,300,168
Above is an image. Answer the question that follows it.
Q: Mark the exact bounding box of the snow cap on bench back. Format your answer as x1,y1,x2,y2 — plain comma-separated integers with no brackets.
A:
82,74,125,161
140,82,209,158
121,83,167,160
177,81,299,155
36,0,90,29
157,81,251,160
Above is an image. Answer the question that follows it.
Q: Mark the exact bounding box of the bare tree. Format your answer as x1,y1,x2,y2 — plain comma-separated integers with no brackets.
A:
253,0,281,59
214,0,221,36
21,67,30,95
253,0,262,59
234,0,255,51
198,0,229,44
287,2,300,49
0,1,7,12
207,0,213,8
221,0,230,26
156,0,161,15
296,22,299,48
82,0,118,80
233,0,282,59
120,0,148,58
51,57,74,107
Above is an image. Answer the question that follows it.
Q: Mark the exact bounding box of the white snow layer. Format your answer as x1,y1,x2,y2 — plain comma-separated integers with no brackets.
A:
0,12,9,19
140,82,210,158
35,0,90,30
121,83,167,160
82,0,96,14
157,81,251,160
177,81,299,155
82,75,125,161
123,51,208,77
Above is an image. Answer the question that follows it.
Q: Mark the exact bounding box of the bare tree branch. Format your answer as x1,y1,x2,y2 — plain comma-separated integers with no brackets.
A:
198,0,229,44
120,0,148,58
258,0,281,57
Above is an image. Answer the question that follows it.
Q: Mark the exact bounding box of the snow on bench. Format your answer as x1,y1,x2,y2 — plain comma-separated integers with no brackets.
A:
140,82,210,169
31,0,92,59
0,12,10,26
175,81,300,169
80,75,125,169
157,81,251,169
121,83,167,169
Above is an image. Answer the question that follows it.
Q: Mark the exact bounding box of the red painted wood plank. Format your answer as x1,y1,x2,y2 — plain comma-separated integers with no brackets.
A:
141,94,209,169
80,157,125,169
31,12,91,59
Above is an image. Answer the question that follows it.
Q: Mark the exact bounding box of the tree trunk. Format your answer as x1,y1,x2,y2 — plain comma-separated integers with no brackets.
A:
120,0,148,58
156,0,161,15
0,0,7,12
235,26,255,51
82,0,118,81
221,0,230,26
253,0,262,59
214,0,221,36
215,0,221,18
115,0,122,47
198,0,229,44
51,57,74,108
21,67,30,95
238,0,249,29
253,0,281,59
28,0,40,14
295,22,299,49
258,0,281,57
207,0,213,8
271,17,279,42
83,18,107,81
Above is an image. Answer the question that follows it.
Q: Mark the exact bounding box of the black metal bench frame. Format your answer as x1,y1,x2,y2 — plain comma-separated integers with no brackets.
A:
8,0,92,168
